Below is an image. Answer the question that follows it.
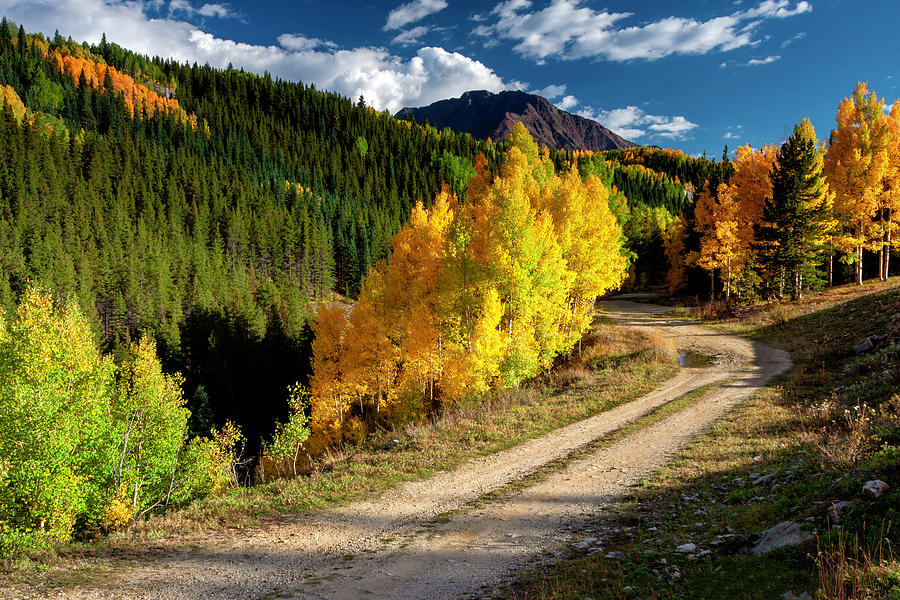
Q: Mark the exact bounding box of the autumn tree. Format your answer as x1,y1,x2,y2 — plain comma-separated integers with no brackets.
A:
880,101,900,279
662,216,688,294
825,82,890,284
694,183,742,302
304,123,628,451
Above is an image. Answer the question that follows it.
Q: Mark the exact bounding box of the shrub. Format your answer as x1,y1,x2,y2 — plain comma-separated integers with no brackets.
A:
259,384,311,481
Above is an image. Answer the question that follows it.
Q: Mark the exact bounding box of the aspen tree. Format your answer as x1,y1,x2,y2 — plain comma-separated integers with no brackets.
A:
825,82,890,284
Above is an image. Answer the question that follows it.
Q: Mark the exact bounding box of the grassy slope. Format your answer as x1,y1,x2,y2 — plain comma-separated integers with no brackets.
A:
507,278,900,600
3,318,677,575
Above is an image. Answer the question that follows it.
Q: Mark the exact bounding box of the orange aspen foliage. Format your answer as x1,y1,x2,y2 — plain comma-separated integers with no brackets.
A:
306,123,628,453
47,50,198,129
307,304,350,453
663,216,688,293
694,183,742,301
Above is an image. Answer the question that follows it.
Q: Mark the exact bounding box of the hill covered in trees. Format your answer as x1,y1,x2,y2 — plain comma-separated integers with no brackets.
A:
0,18,501,456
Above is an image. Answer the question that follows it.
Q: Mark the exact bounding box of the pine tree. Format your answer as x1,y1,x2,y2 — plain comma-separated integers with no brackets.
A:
757,119,835,300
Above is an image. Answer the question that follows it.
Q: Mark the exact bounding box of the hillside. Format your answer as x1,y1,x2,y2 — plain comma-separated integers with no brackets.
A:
396,89,635,152
0,20,498,455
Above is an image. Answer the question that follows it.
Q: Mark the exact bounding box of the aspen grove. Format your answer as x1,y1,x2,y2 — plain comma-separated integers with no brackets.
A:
304,124,628,453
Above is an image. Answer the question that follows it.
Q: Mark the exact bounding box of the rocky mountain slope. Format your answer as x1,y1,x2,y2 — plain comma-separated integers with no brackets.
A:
396,89,635,151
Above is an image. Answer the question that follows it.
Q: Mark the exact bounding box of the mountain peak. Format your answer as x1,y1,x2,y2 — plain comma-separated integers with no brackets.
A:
396,90,635,152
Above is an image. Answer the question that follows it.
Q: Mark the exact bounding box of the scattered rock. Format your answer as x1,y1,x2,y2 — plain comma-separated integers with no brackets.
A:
605,551,623,559
747,521,814,555
572,541,589,549
863,480,889,499
853,337,874,354
827,501,852,526
675,542,697,553
753,473,777,485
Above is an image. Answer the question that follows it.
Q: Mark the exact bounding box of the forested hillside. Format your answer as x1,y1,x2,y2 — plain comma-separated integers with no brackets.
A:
0,19,498,452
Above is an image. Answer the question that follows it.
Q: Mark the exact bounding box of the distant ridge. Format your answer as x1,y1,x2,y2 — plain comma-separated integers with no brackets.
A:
396,89,636,152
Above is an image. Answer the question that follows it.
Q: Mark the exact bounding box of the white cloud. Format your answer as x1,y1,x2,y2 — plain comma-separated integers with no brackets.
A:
168,0,235,19
474,0,813,62
555,94,578,111
391,25,430,46
533,83,567,100
384,0,447,30
197,3,231,18
781,31,806,47
578,105,699,140
0,0,510,114
277,34,337,52
723,130,739,139
747,54,780,65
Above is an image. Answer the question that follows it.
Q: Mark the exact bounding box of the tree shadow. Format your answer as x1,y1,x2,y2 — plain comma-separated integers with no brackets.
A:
168,307,313,471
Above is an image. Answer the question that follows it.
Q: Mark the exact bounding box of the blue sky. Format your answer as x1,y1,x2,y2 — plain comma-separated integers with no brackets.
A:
1,0,897,156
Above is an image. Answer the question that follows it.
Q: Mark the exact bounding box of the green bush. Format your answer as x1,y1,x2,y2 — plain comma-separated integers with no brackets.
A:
0,288,244,556
259,383,310,481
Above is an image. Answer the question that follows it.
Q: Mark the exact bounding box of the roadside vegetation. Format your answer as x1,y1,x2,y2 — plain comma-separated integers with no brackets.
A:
506,278,900,600
0,315,676,575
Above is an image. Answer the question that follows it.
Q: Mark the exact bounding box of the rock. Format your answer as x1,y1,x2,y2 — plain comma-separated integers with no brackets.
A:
696,549,712,558
572,541,589,549
748,521,814,555
753,473,777,485
605,551,623,559
863,480,889,499
675,542,697,553
782,592,812,600
853,337,874,354
827,501,852,526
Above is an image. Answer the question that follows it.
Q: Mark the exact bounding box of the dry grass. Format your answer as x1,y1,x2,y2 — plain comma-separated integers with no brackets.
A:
504,278,900,600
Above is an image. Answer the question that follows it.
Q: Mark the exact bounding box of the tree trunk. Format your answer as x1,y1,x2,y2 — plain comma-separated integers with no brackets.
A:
827,252,833,287
725,260,732,304
857,245,864,285
884,228,892,280
710,271,715,304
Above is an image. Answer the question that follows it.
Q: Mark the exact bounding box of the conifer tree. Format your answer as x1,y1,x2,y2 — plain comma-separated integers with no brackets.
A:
757,119,835,300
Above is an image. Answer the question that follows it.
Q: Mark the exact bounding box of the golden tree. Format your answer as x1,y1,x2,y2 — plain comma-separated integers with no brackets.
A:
825,82,890,284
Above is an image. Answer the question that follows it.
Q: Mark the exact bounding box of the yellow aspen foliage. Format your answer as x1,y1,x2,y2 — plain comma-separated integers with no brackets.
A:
695,183,743,301
824,82,890,284
878,101,900,279
342,269,397,420
305,123,628,452
0,84,25,123
308,304,350,452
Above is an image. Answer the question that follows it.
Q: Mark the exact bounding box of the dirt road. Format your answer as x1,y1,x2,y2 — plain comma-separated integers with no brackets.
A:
6,300,790,600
